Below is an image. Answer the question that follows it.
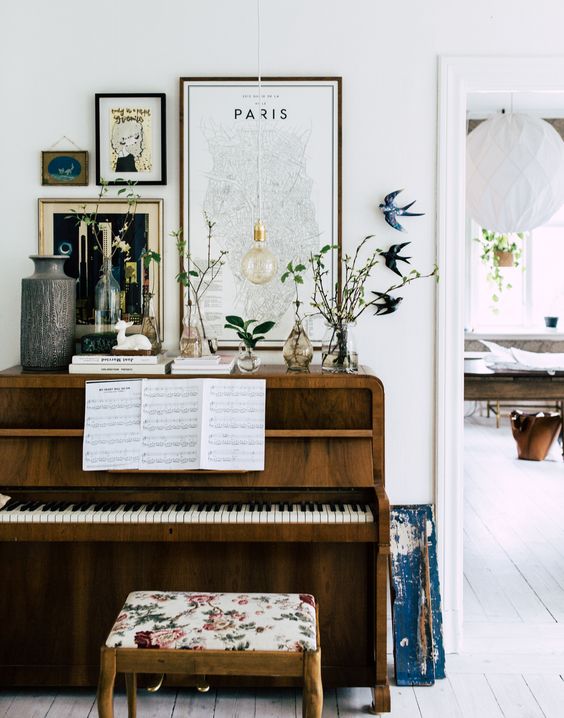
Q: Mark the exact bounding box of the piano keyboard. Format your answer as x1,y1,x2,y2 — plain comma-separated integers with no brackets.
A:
0,499,374,525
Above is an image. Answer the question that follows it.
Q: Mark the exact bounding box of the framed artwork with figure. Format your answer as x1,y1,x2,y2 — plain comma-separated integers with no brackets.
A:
95,93,167,185
38,198,163,337
179,77,342,346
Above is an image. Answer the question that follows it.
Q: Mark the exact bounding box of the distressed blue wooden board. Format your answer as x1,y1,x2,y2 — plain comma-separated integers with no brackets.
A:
390,505,445,686
423,505,445,679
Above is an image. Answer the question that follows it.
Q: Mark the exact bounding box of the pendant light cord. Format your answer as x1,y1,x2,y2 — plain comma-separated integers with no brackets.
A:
257,0,262,222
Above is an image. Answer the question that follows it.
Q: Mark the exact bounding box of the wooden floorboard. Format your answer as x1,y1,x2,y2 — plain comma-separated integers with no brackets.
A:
2,415,564,716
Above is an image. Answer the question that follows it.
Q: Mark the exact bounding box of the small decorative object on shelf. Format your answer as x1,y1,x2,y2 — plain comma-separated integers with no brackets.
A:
111,319,152,355
80,332,117,354
179,317,202,358
224,315,275,374
20,255,76,371
139,248,162,353
280,260,313,372
95,256,121,331
174,214,227,355
321,322,358,374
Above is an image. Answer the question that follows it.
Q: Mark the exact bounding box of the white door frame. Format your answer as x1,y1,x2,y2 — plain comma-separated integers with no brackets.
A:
436,56,564,653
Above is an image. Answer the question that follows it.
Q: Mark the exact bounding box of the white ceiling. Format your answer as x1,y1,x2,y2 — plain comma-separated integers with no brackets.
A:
467,91,564,119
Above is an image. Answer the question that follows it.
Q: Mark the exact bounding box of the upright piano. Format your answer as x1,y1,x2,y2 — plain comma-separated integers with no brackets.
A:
0,365,390,713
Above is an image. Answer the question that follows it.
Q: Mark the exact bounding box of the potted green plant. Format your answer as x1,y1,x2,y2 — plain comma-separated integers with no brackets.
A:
280,260,314,372
476,228,524,305
224,316,275,373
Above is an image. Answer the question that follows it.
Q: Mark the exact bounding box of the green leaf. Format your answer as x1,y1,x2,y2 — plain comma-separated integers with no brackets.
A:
243,319,257,331
286,261,294,272
189,270,199,277
320,244,331,253
225,315,245,328
251,335,264,344
253,320,275,335
295,264,306,272
295,275,304,284
280,272,290,283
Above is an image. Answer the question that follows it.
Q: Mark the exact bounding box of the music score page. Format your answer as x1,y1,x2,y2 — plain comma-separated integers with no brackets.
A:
83,378,266,471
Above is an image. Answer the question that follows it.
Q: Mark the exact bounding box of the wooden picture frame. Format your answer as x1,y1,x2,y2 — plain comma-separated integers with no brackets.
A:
39,198,163,337
179,77,342,346
41,150,89,186
95,93,167,185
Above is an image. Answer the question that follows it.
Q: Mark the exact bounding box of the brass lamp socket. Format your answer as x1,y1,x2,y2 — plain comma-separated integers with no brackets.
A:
253,220,266,242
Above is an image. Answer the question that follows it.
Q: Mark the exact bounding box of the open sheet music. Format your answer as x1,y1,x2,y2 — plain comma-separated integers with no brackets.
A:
83,379,266,471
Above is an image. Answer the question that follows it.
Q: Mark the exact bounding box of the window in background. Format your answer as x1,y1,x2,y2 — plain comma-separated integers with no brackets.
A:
467,205,564,331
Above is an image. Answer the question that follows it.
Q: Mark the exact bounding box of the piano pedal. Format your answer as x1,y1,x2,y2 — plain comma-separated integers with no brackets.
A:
196,675,210,693
146,673,164,692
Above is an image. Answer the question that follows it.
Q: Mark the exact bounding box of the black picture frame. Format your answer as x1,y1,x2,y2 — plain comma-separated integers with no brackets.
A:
95,93,166,185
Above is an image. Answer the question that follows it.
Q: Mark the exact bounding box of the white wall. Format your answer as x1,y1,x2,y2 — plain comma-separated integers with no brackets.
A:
3,0,564,503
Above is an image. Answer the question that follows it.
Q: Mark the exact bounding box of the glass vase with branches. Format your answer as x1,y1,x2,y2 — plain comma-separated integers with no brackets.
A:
174,213,228,356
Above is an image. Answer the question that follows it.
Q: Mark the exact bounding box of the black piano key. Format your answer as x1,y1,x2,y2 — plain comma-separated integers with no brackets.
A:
4,500,23,511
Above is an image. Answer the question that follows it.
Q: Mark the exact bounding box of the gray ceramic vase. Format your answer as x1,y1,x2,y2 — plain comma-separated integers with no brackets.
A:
20,255,76,370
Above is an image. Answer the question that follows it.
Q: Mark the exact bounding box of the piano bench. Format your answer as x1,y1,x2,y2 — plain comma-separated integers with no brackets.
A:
97,590,323,718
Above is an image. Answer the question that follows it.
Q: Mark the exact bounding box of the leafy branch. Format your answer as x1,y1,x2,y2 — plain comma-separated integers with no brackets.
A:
174,213,228,345
281,260,307,322
67,178,138,260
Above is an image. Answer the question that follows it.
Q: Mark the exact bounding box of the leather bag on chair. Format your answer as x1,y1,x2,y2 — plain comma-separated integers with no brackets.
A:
510,410,562,461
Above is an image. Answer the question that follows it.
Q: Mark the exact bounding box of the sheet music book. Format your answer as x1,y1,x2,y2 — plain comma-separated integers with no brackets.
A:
83,378,266,471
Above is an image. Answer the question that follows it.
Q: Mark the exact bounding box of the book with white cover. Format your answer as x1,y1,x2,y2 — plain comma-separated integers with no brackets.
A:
72,353,166,365
172,355,222,366
171,355,235,375
82,378,266,471
69,360,173,375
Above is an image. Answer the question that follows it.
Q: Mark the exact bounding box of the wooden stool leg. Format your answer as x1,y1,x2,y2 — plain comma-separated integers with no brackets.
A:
97,647,117,718
125,673,137,718
302,648,323,718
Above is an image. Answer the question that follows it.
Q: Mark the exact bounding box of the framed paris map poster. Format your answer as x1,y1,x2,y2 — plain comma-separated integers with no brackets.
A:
180,77,341,346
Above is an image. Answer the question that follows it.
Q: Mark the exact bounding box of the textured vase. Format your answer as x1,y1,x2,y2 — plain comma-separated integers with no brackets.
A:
20,255,76,370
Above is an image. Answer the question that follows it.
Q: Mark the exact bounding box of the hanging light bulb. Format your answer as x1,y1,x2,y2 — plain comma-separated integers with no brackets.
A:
241,0,278,285
241,219,278,284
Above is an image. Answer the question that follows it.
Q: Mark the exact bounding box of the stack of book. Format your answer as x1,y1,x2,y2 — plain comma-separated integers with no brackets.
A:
69,354,173,374
171,354,236,375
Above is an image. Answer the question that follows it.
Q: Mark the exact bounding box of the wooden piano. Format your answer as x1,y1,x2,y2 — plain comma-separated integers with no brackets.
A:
0,365,390,713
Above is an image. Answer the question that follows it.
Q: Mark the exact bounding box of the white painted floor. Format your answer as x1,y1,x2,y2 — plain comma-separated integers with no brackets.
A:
2,414,564,716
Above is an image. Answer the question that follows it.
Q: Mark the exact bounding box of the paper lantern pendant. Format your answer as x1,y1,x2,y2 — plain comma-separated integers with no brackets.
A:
466,113,564,233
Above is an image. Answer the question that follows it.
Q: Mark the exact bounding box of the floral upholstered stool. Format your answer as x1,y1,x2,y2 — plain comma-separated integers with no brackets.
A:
97,590,322,718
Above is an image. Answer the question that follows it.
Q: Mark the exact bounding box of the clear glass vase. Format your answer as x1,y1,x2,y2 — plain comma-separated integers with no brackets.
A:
179,316,202,358
237,344,261,373
140,293,161,354
94,257,121,332
283,320,314,372
321,322,358,373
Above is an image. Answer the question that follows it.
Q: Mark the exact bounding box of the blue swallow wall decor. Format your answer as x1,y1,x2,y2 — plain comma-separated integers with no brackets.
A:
379,190,424,232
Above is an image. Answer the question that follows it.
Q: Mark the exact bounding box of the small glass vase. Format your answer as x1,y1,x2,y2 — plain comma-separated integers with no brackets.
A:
140,294,161,354
283,320,314,372
179,317,202,358
237,344,261,373
94,257,121,332
321,321,358,373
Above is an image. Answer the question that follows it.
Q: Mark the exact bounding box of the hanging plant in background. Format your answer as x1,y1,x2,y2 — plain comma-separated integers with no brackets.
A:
476,228,524,307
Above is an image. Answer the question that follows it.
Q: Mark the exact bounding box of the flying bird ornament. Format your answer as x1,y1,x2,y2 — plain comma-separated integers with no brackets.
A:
379,242,412,277
371,291,403,315
379,189,424,232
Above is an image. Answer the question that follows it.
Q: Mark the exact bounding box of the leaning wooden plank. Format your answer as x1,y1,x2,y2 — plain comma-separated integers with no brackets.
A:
390,506,435,686
422,505,446,679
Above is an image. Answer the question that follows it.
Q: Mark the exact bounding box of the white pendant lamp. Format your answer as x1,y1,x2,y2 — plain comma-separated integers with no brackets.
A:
466,112,564,233
240,0,278,285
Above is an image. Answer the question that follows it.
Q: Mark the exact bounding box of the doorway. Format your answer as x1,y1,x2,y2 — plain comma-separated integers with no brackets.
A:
436,56,564,653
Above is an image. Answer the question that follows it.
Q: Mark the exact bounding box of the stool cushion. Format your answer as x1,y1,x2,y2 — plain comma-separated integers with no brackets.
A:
106,591,317,652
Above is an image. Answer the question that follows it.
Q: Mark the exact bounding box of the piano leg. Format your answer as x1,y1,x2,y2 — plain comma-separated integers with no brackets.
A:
97,646,116,718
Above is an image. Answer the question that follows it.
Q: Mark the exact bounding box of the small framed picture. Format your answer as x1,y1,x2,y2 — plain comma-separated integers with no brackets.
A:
41,150,89,186
95,93,166,185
